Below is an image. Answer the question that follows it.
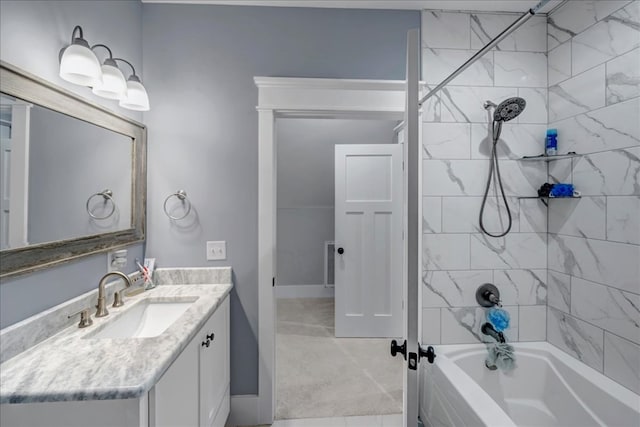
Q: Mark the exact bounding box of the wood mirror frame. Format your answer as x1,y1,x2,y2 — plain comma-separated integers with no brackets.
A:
0,61,146,278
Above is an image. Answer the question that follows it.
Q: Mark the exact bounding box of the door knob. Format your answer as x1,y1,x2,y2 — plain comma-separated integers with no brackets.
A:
390,339,406,360
206,333,215,341
337,247,344,255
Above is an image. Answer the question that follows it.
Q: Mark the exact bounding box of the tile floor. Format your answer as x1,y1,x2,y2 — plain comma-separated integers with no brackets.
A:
271,414,403,427
276,298,403,420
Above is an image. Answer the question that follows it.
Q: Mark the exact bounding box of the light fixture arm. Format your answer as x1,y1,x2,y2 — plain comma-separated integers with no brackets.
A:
70,25,84,43
113,58,141,82
91,44,114,59
113,58,136,76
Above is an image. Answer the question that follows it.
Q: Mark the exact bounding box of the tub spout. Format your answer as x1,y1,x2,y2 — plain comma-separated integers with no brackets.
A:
481,322,505,343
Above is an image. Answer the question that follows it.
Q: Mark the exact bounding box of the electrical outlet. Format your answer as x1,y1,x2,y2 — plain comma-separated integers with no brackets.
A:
206,241,226,261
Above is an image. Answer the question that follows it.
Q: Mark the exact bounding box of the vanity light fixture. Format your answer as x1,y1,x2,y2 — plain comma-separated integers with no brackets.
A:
91,44,127,100
59,26,102,87
114,58,150,111
58,26,150,111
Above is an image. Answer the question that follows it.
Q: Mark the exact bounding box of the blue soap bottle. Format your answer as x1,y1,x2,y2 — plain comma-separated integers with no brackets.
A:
546,129,558,156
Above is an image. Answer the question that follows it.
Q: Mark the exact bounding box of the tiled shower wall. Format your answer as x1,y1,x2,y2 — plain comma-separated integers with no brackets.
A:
420,10,549,345
545,0,640,394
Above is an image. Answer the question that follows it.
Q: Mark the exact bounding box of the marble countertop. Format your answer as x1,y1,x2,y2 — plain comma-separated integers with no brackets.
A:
0,283,232,404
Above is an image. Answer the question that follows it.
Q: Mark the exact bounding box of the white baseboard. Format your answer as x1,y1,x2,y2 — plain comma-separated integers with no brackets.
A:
275,284,335,299
227,395,260,427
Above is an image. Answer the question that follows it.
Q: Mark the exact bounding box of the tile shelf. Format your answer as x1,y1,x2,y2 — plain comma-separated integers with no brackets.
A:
519,153,581,162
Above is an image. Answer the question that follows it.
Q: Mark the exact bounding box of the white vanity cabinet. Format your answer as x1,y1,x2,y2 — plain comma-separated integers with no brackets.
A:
151,295,230,427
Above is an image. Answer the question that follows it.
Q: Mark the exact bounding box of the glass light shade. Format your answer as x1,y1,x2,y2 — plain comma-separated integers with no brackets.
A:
119,79,150,111
92,62,127,100
59,43,102,87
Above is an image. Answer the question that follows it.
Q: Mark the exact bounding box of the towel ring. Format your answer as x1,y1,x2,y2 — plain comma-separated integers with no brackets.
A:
86,189,116,220
163,190,192,220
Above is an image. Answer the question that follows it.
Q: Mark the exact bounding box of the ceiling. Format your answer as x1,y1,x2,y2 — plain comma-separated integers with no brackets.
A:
141,0,562,14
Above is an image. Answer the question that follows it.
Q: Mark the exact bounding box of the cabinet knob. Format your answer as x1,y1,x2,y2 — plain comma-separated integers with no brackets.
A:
206,333,215,341
202,340,211,348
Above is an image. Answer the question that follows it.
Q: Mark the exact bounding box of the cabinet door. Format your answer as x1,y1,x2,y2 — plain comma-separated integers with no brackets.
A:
151,337,199,427
199,296,230,427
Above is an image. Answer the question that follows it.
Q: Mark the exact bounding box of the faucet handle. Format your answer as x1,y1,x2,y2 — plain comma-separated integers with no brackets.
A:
113,289,125,308
68,308,93,328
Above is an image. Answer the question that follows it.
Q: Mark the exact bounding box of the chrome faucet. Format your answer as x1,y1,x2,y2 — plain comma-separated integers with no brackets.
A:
96,271,132,317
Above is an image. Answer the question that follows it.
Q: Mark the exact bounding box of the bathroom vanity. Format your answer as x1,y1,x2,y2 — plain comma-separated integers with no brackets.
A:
0,268,232,427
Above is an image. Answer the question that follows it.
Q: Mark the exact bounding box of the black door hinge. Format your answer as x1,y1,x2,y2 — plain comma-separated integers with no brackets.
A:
272,277,275,287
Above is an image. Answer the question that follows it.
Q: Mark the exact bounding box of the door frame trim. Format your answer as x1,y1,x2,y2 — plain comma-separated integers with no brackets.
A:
254,76,407,425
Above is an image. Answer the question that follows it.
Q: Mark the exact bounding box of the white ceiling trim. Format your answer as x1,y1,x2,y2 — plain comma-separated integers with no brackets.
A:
141,0,561,14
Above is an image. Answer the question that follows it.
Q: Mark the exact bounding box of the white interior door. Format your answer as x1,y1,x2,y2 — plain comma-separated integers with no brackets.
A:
334,143,403,338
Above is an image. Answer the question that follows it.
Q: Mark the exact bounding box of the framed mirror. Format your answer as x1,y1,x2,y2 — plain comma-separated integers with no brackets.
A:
0,61,146,278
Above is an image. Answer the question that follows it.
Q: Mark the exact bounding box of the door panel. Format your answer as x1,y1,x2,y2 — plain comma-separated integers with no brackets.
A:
335,144,402,338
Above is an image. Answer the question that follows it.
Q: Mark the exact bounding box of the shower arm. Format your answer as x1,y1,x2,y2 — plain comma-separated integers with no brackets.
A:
418,0,553,106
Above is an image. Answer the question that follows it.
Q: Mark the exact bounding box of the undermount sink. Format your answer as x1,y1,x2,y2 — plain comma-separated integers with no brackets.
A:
87,298,196,339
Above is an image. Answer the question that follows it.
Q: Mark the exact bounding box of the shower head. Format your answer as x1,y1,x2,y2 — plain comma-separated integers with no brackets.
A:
493,97,526,122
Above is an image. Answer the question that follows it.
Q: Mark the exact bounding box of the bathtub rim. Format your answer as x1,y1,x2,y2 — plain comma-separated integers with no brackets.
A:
427,341,640,414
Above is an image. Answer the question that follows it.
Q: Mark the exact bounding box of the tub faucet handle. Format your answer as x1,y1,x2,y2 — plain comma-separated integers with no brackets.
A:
476,283,502,307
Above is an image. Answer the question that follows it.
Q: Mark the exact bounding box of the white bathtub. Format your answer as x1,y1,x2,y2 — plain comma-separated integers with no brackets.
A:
420,342,640,427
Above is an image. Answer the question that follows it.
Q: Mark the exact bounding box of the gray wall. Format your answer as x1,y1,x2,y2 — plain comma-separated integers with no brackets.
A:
0,0,144,328
276,118,397,286
142,4,419,394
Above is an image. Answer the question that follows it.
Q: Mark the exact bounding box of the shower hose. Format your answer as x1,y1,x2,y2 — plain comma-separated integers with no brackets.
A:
479,120,512,238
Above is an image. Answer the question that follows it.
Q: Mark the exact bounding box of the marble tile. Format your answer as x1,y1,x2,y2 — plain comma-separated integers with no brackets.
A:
470,124,547,160
421,84,442,123
606,47,640,105
571,277,640,344
441,306,519,344
519,198,547,233
604,332,640,394
519,305,547,341
471,13,546,52
549,98,640,154
442,196,520,234
423,159,544,197
422,122,471,159
423,234,470,271
440,86,518,123
422,270,493,308
548,41,572,86
517,88,548,124
422,11,471,49
607,196,640,244
548,0,633,50
422,308,441,344
423,49,493,86
548,196,607,239
470,233,546,270
548,233,640,294
422,159,487,196
494,51,548,88
572,2,640,75
547,270,571,312
547,307,605,371
494,269,547,305
549,158,572,184
422,197,442,234
572,147,640,196
549,65,606,122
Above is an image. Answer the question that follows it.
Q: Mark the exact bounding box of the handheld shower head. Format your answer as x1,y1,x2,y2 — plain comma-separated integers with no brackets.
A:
493,97,526,122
